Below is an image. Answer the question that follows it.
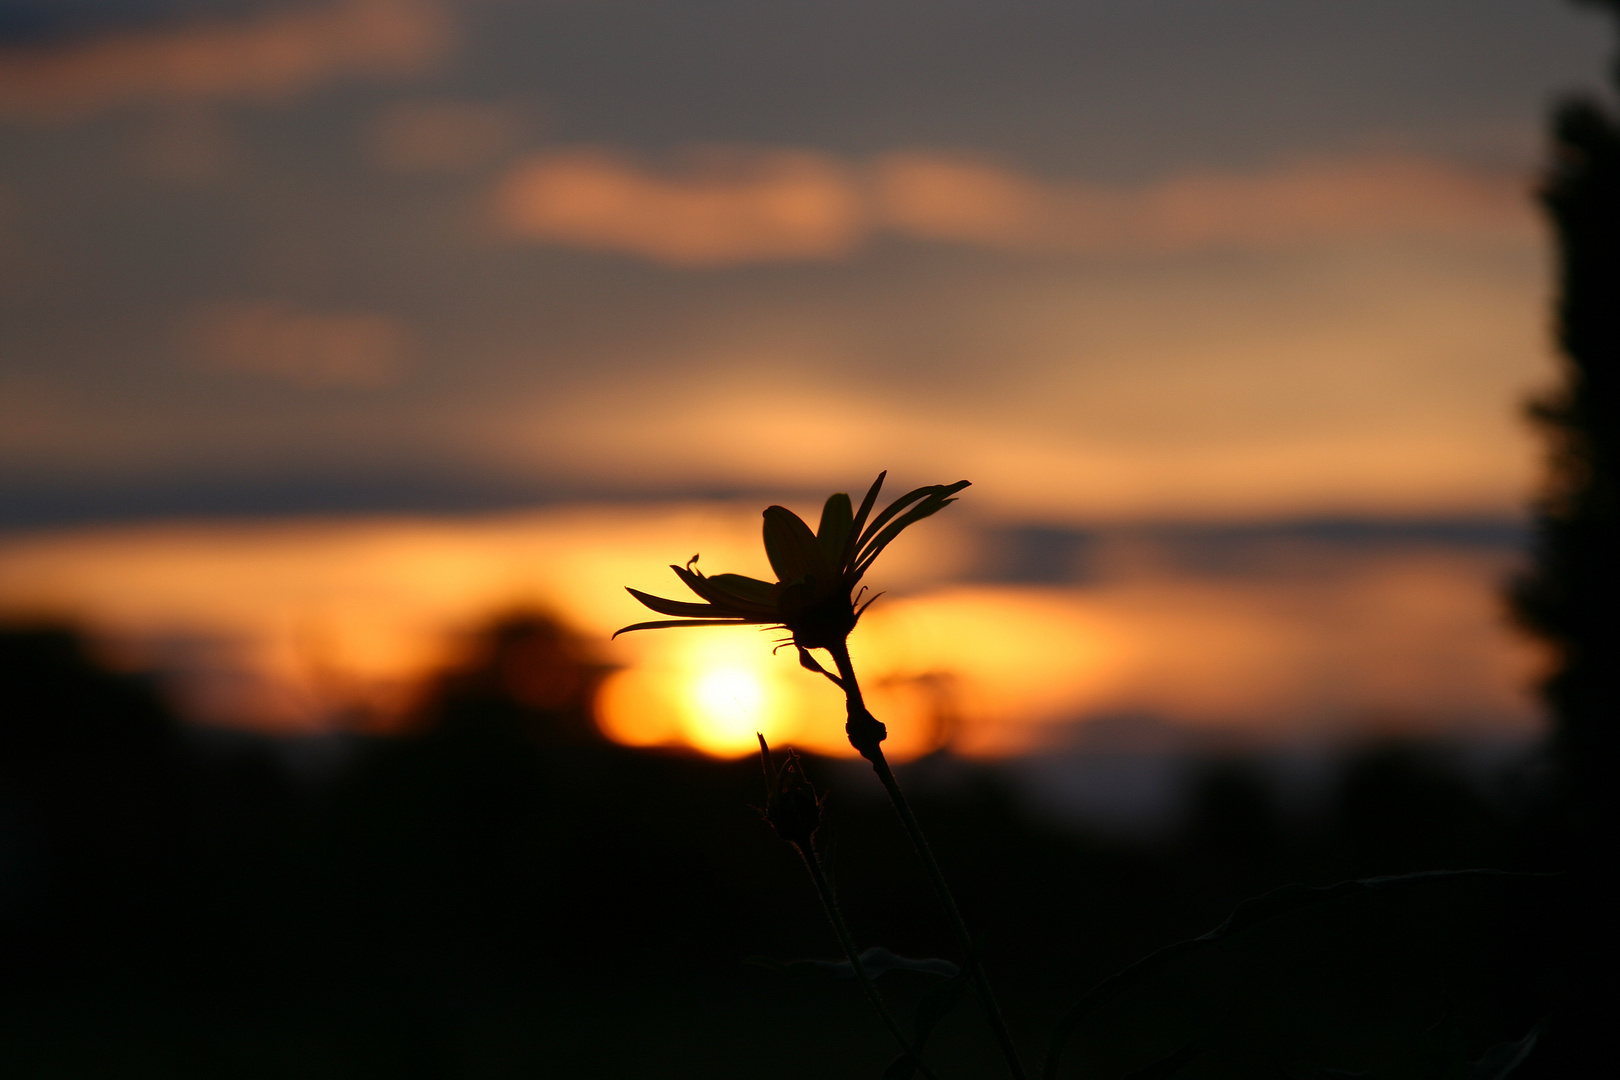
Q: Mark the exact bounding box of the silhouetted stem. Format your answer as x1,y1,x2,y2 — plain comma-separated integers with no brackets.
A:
828,641,1027,1080
796,842,939,1080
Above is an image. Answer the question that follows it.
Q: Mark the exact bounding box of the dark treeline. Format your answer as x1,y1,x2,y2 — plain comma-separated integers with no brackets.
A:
0,618,1552,1078
1504,2,1620,1072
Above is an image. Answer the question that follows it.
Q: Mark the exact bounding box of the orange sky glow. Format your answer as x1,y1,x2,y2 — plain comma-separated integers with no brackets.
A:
0,506,1543,759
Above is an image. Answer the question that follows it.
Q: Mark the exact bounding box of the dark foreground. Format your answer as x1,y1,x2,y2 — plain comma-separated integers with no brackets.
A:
0,622,1600,1078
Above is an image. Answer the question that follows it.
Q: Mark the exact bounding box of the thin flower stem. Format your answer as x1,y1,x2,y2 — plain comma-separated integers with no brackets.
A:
796,842,940,1080
829,641,1028,1080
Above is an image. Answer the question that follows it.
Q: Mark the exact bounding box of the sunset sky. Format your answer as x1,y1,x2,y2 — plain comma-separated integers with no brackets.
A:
0,0,1609,525
0,1,1607,758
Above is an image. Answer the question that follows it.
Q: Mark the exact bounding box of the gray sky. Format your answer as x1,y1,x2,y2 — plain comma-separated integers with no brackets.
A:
0,0,1612,526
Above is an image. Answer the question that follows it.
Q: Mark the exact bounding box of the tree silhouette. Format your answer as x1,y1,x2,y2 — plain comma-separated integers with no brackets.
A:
1512,0,1620,850
1500,7,1620,1071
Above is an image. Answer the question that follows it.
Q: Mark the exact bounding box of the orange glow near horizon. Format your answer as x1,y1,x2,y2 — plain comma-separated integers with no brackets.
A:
0,507,1545,757
597,630,823,758
595,622,951,760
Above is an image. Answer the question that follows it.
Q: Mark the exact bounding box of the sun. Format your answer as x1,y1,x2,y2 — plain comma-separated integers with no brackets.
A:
692,666,765,719
682,665,767,755
596,630,823,757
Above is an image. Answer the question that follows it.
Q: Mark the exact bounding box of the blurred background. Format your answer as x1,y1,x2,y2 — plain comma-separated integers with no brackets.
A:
0,1,1614,1076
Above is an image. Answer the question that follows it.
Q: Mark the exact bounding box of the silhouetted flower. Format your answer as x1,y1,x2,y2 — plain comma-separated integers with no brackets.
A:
613,471,970,651
757,733,821,848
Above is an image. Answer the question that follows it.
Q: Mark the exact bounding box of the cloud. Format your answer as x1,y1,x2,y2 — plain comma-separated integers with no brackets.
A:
489,145,1535,266
490,146,866,265
0,0,452,122
186,300,409,389
872,151,1536,254
367,99,523,173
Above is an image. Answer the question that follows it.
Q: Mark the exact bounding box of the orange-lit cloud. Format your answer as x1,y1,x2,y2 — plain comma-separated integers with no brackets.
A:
367,99,523,172
185,300,409,389
0,0,452,122
490,145,1534,266
871,150,1534,254
491,146,865,265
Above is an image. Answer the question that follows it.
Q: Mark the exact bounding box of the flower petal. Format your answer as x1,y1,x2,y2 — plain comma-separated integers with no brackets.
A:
854,481,971,577
856,481,961,552
669,563,728,602
763,505,831,584
624,587,727,618
847,472,887,560
612,617,758,638
707,573,778,608
816,492,854,570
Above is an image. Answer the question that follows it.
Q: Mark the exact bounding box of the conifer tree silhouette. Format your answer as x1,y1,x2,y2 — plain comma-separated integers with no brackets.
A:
1513,0,1620,850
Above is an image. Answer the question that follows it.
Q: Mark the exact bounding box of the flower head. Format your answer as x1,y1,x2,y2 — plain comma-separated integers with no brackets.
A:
613,471,970,651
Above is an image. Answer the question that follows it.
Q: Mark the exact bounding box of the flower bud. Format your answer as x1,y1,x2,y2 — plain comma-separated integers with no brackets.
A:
758,733,822,848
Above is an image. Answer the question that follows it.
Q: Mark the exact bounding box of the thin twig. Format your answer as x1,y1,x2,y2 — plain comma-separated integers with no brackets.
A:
795,842,940,1080
829,641,1028,1080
